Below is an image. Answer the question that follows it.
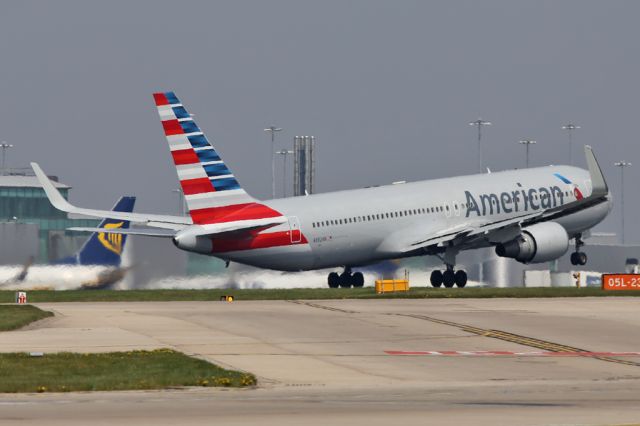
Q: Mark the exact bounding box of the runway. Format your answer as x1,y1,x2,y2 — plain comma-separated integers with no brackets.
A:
1,297,639,425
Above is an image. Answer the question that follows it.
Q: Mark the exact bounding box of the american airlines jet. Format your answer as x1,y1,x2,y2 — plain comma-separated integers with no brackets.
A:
31,92,612,288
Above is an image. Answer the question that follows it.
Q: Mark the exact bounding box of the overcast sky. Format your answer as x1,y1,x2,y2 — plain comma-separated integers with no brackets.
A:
1,1,638,241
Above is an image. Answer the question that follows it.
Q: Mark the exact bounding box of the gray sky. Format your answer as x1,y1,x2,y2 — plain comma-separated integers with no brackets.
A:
1,1,638,241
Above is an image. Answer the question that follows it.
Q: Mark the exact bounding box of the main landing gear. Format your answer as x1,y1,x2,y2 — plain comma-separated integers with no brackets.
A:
430,247,467,288
328,268,364,288
430,266,467,288
570,234,588,266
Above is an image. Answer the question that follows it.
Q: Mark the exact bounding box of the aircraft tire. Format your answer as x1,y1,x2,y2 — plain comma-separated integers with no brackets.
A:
339,272,353,288
578,252,588,265
328,272,340,288
454,270,467,288
352,272,365,287
570,252,579,265
443,270,455,288
430,270,443,287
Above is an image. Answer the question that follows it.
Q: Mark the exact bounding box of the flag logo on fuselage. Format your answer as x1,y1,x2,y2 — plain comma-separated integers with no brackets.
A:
554,173,584,200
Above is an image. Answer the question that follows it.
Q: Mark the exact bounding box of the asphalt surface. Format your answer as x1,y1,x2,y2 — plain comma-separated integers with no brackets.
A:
1,297,639,425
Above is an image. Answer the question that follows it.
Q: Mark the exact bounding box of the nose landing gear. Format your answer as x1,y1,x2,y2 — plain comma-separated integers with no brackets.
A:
570,234,588,266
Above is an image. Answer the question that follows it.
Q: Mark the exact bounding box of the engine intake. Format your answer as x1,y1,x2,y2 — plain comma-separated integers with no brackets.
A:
495,222,569,264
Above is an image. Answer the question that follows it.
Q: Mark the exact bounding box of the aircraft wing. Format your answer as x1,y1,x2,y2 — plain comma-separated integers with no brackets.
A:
31,163,191,230
384,211,541,254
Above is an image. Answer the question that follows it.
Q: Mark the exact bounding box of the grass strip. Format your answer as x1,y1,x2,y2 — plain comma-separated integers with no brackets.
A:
0,287,639,302
0,349,256,393
0,305,53,331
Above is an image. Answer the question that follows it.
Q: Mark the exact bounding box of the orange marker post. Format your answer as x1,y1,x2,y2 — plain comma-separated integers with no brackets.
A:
601,274,640,290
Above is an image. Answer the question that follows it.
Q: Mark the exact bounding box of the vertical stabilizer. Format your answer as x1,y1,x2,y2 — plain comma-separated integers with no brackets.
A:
153,92,282,225
56,196,136,266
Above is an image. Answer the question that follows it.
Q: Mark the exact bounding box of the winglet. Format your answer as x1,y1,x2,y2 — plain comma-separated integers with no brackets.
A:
31,162,76,213
584,146,608,197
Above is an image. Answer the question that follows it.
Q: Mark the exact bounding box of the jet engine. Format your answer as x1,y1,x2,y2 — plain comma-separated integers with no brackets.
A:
495,222,569,264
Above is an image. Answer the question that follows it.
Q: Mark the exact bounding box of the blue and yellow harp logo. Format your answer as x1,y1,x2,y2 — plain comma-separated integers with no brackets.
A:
98,222,125,255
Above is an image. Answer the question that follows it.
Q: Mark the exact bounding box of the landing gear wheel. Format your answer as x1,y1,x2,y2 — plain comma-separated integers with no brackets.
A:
339,272,353,288
328,272,340,288
454,270,467,288
570,252,588,266
442,270,455,288
352,272,364,287
577,252,587,265
570,252,579,265
430,270,443,288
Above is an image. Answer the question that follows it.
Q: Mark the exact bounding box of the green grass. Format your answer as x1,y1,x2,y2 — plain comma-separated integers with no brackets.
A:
0,305,54,331
0,287,639,303
0,349,256,393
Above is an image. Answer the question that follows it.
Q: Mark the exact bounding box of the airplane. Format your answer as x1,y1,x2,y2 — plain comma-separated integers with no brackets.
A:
0,196,135,289
30,92,612,289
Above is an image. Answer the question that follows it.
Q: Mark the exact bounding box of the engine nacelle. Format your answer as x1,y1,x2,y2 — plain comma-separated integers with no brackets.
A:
495,222,569,264
172,228,212,255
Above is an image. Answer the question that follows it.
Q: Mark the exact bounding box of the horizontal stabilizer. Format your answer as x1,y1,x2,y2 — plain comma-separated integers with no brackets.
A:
31,162,191,229
69,216,287,239
68,227,176,238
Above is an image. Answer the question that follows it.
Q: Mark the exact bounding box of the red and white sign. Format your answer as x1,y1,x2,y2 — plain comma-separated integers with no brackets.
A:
15,292,27,304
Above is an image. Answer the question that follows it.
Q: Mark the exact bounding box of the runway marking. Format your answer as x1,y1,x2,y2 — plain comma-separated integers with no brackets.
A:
385,350,640,357
287,300,359,314
389,313,640,367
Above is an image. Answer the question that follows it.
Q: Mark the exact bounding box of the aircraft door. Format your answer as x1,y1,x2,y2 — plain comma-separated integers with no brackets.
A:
288,216,302,243
444,202,453,218
453,201,462,217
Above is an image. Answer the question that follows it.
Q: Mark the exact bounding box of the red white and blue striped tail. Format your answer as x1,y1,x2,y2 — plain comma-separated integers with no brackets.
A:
154,91,281,226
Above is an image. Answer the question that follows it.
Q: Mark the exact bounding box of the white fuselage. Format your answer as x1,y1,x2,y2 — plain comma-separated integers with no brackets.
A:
213,165,612,271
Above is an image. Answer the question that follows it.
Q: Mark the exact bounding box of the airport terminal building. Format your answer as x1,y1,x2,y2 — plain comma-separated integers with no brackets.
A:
0,170,98,264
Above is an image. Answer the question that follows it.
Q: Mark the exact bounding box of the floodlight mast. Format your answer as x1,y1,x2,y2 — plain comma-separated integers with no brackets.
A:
0,142,13,175
469,119,491,173
562,124,580,165
276,149,294,197
518,139,537,168
614,161,632,244
264,126,283,199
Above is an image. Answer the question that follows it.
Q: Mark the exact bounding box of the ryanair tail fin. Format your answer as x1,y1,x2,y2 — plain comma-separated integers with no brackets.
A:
153,91,282,225
56,196,136,266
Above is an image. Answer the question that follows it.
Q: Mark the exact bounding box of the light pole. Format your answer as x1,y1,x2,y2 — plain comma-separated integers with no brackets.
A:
518,139,537,168
562,124,580,165
172,188,185,216
276,149,294,198
264,126,283,199
469,119,491,173
0,142,13,175
614,161,632,244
